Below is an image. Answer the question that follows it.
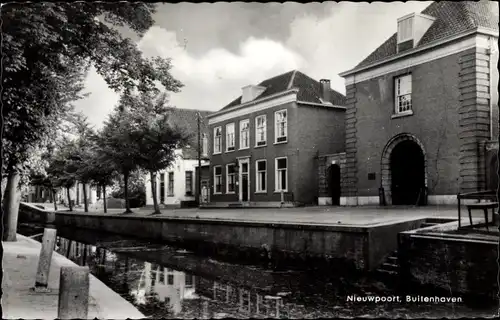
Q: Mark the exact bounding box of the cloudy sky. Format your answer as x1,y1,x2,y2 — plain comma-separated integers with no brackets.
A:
76,1,432,128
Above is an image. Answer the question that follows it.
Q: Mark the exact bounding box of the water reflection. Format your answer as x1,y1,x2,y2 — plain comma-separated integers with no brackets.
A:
44,228,496,319
54,236,322,319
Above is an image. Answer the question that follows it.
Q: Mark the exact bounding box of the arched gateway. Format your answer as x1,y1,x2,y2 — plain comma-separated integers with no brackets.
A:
381,133,428,206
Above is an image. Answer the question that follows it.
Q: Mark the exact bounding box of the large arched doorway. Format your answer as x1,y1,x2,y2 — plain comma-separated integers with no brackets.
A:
381,133,428,206
327,164,341,206
390,140,425,205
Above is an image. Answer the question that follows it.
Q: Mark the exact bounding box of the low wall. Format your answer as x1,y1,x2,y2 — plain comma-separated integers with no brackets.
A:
398,224,499,303
18,203,427,272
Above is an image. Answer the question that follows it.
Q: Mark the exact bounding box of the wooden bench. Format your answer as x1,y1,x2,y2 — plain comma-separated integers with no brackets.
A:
465,202,499,231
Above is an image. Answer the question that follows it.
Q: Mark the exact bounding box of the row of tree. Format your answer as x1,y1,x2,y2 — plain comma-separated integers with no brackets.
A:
31,92,191,215
2,3,187,241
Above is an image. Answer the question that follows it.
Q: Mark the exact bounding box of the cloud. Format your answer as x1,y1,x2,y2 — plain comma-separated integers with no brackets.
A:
73,65,120,130
285,1,432,94
75,26,305,128
75,2,433,128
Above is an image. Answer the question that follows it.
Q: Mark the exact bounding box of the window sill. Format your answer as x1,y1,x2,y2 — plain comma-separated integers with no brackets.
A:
274,190,288,193
255,191,267,194
391,110,413,119
239,147,250,151
213,192,223,195
274,140,288,145
255,143,267,148
213,152,222,155
225,149,235,153
226,191,236,194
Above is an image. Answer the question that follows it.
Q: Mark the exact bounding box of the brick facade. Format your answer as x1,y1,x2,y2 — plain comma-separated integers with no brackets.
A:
343,85,358,204
209,102,345,206
342,47,497,205
458,47,497,193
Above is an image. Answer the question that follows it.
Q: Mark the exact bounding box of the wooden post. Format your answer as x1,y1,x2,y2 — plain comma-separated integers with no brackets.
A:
31,228,57,292
58,266,90,319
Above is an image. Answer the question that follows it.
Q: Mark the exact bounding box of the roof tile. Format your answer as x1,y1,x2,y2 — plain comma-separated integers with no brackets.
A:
354,1,498,69
220,70,346,111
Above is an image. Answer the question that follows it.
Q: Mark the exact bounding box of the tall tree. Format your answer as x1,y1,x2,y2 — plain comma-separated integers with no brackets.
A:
2,3,183,241
100,105,142,214
85,131,120,213
128,92,191,214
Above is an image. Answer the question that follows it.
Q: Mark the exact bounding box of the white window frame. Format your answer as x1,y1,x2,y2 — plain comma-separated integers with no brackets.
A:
213,166,222,194
202,133,208,157
167,172,174,197
397,16,414,43
226,163,236,194
274,110,287,144
394,74,413,115
239,119,250,150
213,127,222,154
226,123,235,152
255,115,267,147
275,157,288,192
255,160,267,193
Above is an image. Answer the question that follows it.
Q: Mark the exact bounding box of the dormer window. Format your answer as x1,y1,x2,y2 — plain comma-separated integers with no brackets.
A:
397,16,413,43
241,85,266,104
397,13,435,53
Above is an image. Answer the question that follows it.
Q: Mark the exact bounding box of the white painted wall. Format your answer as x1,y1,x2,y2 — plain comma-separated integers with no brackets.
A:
145,150,210,206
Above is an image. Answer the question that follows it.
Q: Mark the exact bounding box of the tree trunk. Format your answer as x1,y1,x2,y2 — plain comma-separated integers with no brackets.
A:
82,183,89,212
52,189,58,211
2,170,22,242
123,171,132,214
76,182,80,205
102,184,107,213
66,187,73,211
150,171,160,214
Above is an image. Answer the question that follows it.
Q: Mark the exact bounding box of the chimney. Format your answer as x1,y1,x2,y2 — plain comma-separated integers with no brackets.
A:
319,79,331,103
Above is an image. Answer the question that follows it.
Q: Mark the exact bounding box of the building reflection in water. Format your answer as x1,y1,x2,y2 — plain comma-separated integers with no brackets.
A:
130,262,198,315
56,237,290,319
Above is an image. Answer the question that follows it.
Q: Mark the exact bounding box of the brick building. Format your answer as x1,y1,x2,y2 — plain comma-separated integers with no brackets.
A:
206,70,346,207
328,1,498,206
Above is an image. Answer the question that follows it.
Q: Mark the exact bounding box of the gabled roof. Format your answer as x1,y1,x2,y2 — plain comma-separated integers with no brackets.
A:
353,1,499,70
219,70,346,111
165,107,213,159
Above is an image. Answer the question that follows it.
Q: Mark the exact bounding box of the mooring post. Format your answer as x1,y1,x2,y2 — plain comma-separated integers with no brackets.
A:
31,227,57,293
58,266,90,319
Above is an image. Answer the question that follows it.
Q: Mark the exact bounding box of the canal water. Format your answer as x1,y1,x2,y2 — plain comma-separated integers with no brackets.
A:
19,224,497,319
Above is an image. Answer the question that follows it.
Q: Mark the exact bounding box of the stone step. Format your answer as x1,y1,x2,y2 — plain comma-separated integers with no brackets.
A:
380,262,399,272
387,256,399,264
376,269,398,277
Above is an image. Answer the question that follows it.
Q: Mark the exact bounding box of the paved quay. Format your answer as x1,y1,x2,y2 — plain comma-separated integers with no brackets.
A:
50,204,480,226
2,234,145,320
